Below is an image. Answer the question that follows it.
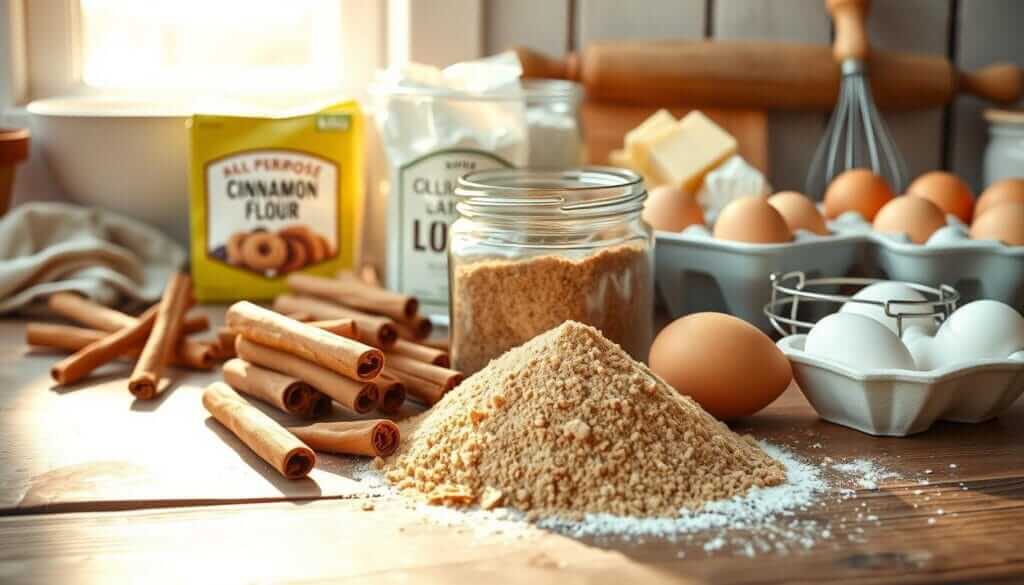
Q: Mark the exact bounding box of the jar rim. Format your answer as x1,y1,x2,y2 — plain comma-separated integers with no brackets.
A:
455,167,646,219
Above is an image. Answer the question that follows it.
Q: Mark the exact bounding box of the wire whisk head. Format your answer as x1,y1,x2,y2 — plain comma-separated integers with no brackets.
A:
806,61,909,200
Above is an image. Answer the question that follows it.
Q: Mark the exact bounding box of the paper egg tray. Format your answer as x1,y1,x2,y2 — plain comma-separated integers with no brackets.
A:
655,231,1024,331
777,335,1024,436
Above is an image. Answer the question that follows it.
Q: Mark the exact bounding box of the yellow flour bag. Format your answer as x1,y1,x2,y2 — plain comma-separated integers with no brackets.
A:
189,101,363,301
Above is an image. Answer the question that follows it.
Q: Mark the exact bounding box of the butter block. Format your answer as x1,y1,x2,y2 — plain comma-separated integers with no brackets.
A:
624,109,676,171
647,111,737,193
608,148,662,189
608,149,632,168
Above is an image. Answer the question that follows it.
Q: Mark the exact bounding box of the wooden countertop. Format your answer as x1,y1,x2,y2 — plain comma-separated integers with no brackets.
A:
2,306,1023,584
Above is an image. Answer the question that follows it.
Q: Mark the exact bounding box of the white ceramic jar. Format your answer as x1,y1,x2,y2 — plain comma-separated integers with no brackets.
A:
984,109,1024,187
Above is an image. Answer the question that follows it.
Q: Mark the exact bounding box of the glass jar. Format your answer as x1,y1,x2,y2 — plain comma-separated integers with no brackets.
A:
449,167,654,375
372,78,585,317
522,79,585,168
983,108,1024,187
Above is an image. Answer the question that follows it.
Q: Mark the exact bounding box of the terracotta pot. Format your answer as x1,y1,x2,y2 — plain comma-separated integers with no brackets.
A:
0,128,30,216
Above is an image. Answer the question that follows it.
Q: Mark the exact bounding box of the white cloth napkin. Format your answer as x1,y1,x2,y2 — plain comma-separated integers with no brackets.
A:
0,202,185,314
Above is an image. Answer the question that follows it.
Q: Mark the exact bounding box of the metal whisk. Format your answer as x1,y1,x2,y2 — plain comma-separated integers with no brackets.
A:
806,0,909,199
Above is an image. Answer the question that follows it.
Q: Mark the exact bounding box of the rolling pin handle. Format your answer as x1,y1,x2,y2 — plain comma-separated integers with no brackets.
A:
514,46,576,80
959,63,1024,105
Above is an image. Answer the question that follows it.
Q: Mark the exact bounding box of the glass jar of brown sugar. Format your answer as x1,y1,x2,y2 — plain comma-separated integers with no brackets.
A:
449,167,654,375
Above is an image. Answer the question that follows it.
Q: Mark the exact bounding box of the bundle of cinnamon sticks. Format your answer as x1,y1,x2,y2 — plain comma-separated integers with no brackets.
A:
27,274,223,399
204,301,412,479
273,271,461,406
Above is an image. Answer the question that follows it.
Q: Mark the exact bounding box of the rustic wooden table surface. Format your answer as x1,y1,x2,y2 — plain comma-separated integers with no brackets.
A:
2,306,1023,584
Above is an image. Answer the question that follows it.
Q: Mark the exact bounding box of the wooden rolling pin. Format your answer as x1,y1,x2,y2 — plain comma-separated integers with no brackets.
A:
516,41,1022,111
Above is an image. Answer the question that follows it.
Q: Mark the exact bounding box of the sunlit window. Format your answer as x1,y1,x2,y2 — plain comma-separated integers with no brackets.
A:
79,0,346,93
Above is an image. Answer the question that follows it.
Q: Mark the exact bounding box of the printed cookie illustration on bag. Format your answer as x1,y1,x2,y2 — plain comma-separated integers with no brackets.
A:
190,102,363,301
217,224,334,276
219,226,322,275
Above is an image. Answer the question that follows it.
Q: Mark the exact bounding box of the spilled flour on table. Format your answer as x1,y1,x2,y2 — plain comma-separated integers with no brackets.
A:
830,459,902,490
346,444,913,555
538,443,826,543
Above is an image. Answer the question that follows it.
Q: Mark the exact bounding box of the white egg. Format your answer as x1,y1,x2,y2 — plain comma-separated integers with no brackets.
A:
805,313,917,371
902,325,937,370
926,224,969,246
929,300,1024,367
840,282,938,336
681,224,713,239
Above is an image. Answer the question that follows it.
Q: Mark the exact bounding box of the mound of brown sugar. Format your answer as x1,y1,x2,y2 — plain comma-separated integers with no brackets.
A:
383,321,786,519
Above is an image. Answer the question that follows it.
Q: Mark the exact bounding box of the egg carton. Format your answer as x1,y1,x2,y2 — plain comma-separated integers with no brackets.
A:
777,335,1024,436
870,236,1024,306
654,231,862,330
655,222,1024,330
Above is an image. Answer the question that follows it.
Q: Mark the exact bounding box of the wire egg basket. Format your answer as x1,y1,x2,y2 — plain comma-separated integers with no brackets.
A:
763,271,960,337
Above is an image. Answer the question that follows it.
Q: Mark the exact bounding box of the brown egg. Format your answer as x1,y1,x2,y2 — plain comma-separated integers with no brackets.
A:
976,178,1024,218
713,196,792,243
649,313,792,420
823,169,894,221
970,202,1024,246
642,185,705,231
873,195,947,244
767,191,829,235
907,171,974,224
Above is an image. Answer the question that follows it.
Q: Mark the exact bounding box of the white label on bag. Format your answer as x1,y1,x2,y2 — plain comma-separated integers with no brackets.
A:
395,149,511,305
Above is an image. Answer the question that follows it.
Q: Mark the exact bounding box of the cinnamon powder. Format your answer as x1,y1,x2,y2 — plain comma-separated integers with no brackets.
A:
383,321,786,519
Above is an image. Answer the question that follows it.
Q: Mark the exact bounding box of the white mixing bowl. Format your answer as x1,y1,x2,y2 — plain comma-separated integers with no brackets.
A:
27,97,192,243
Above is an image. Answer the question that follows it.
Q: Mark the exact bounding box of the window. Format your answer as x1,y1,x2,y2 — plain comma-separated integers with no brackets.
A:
4,0,387,105
79,0,347,93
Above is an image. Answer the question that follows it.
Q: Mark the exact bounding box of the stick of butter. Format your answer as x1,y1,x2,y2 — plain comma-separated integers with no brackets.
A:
647,111,738,193
624,109,676,174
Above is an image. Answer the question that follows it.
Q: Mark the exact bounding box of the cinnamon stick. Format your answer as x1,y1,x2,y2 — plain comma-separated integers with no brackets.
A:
215,326,238,359
339,266,382,288
202,381,316,479
50,305,158,385
272,294,397,349
222,359,325,417
306,318,358,339
174,338,218,370
382,366,447,406
235,336,380,414
384,352,463,390
284,311,314,323
287,272,418,322
420,337,450,352
27,323,216,370
391,339,450,367
392,314,432,341
376,373,407,415
287,420,400,458
228,301,384,381
129,273,192,400
47,291,208,334
181,314,210,335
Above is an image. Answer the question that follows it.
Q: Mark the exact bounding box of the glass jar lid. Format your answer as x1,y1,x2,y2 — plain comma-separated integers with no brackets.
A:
455,167,646,220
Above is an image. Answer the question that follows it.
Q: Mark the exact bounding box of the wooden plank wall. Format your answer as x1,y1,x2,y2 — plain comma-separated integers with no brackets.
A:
475,0,1024,193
